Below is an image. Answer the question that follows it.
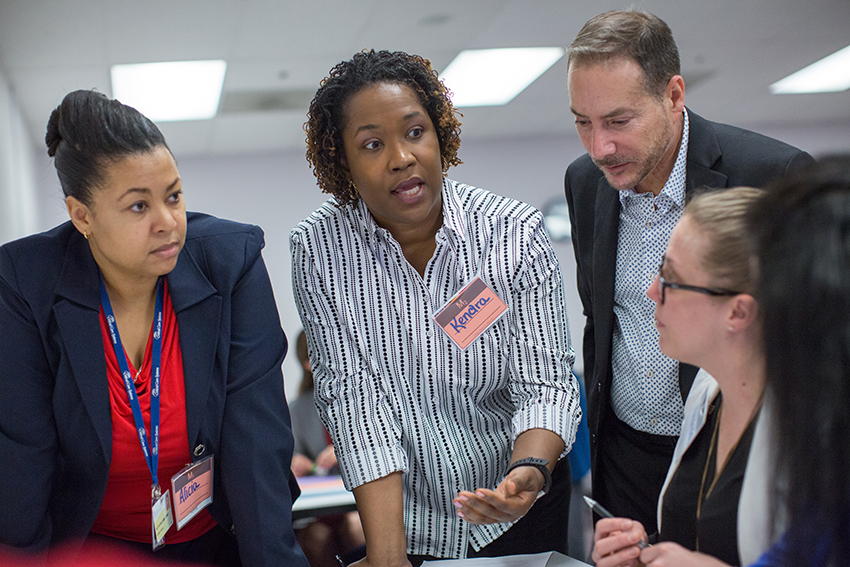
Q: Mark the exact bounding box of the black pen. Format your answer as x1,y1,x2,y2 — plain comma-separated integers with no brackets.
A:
583,495,650,549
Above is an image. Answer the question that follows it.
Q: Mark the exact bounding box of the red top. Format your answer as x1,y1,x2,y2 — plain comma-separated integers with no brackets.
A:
91,281,217,543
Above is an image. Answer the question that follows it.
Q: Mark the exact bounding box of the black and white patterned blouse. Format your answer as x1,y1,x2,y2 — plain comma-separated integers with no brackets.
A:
290,179,581,557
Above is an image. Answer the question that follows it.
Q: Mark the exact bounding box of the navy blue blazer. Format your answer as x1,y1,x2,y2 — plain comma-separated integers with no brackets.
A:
564,110,815,477
0,213,308,567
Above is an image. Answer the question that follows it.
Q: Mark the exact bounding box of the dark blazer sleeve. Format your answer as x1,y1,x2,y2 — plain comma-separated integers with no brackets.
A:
564,161,596,396
564,155,617,458
0,245,60,549
183,221,308,567
1,226,127,552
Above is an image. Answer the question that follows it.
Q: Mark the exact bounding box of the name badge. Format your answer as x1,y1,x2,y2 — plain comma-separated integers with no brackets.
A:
434,276,508,350
151,489,173,551
171,455,214,530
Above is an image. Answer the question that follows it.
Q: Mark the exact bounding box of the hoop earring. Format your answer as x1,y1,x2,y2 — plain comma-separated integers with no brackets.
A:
347,179,358,201
83,231,89,240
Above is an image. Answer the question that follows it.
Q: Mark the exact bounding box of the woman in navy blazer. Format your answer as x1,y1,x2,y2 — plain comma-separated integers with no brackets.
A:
0,90,307,567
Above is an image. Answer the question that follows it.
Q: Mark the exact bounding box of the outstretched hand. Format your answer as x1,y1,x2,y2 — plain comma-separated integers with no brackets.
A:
452,465,544,524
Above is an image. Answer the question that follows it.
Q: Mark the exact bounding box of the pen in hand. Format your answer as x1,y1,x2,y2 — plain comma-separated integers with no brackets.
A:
583,495,650,549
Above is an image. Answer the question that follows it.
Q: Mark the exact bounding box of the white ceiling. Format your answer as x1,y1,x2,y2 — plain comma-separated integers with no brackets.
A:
1,0,849,158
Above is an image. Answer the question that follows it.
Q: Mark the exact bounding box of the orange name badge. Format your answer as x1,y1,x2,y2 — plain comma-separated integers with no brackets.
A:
434,276,508,350
171,455,214,530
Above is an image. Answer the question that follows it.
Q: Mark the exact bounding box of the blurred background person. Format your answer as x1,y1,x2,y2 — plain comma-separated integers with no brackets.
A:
291,330,342,477
290,330,366,567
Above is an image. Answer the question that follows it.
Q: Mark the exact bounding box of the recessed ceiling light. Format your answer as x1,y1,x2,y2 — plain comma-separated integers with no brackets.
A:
418,13,451,27
440,47,564,107
770,45,850,94
111,60,227,121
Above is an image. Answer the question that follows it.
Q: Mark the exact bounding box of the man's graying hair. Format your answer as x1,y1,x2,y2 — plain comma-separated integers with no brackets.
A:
567,9,681,99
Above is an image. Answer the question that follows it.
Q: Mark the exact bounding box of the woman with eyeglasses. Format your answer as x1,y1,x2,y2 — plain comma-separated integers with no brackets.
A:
592,187,771,567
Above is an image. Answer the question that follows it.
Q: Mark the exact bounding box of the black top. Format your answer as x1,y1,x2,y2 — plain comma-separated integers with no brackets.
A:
660,395,759,566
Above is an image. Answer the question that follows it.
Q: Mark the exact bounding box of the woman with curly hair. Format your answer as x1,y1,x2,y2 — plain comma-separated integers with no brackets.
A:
291,50,582,566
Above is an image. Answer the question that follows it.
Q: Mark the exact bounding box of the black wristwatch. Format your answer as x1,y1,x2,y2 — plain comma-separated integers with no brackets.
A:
505,457,552,494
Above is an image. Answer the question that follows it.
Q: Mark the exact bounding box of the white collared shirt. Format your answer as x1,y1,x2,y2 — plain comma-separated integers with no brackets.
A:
290,178,580,557
610,109,690,436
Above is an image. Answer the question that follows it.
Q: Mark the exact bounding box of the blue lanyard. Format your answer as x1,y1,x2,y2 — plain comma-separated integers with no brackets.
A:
100,274,165,493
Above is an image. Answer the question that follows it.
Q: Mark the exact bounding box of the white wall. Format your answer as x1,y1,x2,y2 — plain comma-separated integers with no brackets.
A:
28,121,850,400
0,68,39,244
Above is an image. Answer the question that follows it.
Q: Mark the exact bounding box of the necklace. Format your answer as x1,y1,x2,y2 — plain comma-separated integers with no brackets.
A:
695,396,763,551
696,402,724,551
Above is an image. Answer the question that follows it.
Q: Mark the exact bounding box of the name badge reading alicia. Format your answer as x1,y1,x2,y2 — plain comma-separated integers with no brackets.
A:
171,456,214,530
434,276,508,350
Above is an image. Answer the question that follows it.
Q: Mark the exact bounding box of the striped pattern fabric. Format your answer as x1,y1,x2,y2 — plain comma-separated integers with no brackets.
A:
290,179,581,557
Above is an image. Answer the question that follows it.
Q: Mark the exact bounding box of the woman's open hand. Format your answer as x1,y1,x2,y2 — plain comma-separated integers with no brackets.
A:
452,465,544,524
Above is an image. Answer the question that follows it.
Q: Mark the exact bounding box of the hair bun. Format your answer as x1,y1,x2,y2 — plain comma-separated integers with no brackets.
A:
45,89,167,204
45,106,63,157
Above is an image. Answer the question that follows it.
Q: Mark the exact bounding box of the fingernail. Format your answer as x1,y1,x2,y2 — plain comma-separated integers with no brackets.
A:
475,491,485,498
453,501,463,509
457,495,468,502
457,511,465,518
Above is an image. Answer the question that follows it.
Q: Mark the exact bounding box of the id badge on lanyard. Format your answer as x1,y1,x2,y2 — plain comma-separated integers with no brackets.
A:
101,275,173,550
433,274,508,350
171,456,214,530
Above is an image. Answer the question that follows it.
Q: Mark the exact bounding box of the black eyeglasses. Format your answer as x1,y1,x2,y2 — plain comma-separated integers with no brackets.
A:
657,255,741,305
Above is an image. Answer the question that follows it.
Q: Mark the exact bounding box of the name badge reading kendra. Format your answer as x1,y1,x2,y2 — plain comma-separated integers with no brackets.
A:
171,455,214,530
434,276,508,350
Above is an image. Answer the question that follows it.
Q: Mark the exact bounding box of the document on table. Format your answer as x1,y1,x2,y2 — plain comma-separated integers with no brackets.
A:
422,551,591,567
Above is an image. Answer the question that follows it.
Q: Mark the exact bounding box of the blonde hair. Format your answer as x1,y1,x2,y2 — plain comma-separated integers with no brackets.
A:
684,187,765,295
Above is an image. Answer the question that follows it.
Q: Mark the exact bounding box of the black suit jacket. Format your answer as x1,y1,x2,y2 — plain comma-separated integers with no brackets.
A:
0,213,308,567
564,110,814,476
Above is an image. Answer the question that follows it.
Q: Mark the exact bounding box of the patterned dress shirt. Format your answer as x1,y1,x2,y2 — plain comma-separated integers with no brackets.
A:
610,109,691,436
290,179,581,557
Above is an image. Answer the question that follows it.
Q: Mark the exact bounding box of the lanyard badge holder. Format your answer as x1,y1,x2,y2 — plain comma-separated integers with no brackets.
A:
101,275,173,550
433,274,508,350
171,455,214,530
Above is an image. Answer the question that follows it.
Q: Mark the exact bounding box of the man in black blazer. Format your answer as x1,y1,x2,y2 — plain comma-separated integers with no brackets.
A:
563,9,813,533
